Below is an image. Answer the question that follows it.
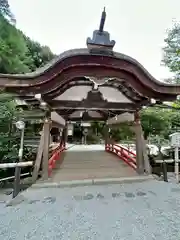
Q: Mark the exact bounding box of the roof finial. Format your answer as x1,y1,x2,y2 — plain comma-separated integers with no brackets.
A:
99,7,106,32
86,7,115,51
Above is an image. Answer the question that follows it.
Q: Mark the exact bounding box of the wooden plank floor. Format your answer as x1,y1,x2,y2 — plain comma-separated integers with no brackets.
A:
49,150,138,182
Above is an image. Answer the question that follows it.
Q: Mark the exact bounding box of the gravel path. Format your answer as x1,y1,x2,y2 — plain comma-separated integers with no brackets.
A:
0,179,180,239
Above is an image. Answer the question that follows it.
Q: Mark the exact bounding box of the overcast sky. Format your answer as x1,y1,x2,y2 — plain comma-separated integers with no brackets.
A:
8,0,180,80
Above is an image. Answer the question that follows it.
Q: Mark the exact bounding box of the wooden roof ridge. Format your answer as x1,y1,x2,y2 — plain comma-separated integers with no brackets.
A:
0,48,178,89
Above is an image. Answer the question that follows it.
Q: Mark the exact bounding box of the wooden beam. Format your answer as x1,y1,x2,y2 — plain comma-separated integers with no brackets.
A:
57,109,124,118
49,100,137,111
66,117,106,121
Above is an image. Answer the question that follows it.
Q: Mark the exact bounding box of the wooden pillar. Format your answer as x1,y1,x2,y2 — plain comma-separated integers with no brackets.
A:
142,132,152,174
64,122,68,148
61,128,65,146
59,128,63,146
42,118,51,180
134,111,144,174
61,122,68,148
58,127,62,143
32,127,44,182
104,123,109,145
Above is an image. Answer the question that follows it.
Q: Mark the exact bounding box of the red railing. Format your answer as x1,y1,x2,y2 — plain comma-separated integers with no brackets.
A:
48,144,65,176
105,143,137,170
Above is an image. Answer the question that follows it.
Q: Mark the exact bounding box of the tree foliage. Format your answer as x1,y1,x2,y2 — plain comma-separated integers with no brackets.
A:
162,22,180,83
0,1,55,74
23,36,55,71
140,108,170,139
0,15,31,73
0,92,19,177
0,1,55,174
0,0,15,23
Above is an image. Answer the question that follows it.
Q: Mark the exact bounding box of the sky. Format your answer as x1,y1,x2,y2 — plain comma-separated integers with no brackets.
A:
8,0,180,81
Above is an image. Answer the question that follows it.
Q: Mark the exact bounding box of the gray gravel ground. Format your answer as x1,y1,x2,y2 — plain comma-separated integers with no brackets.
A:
0,179,180,239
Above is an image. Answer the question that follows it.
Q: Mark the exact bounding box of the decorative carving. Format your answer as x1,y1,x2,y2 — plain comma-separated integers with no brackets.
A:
86,8,115,51
19,75,151,111
84,76,114,90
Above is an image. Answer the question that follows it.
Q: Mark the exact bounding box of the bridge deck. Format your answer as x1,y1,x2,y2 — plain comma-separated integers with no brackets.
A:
49,147,138,182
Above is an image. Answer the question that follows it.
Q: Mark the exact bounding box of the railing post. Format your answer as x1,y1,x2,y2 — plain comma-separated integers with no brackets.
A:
162,160,168,182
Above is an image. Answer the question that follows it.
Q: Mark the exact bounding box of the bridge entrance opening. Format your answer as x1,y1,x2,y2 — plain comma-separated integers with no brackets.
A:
1,9,180,183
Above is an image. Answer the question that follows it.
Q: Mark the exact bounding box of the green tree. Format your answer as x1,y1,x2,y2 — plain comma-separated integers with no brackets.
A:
0,92,18,161
0,15,31,73
162,22,180,83
110,122,134,142
24,36,55,71
0,4,55,170
140,108,170,139
0,14,55,74
91,121,105,136
0,0,15,23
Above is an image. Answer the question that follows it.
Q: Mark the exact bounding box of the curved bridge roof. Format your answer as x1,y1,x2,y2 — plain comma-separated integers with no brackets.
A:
1,8,180,124
0,48,179,100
